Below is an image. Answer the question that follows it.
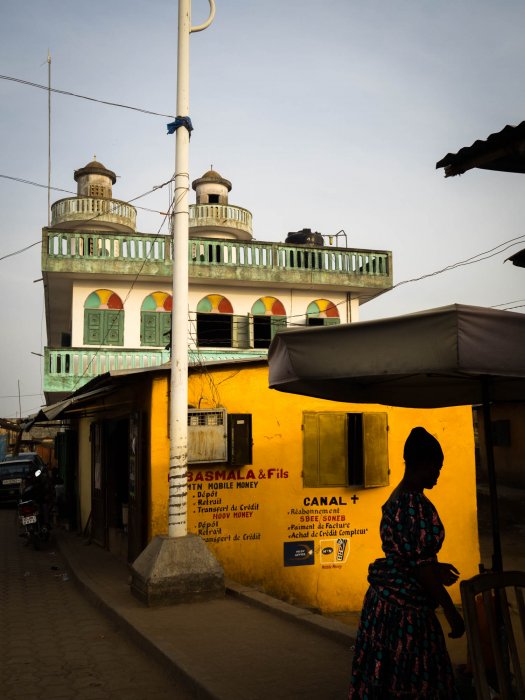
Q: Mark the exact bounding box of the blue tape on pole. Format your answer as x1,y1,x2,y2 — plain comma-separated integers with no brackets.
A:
167,116,194,135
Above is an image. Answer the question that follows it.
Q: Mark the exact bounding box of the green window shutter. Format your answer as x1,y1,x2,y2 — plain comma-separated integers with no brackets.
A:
103,310,123,346
232,314,250,349
303,412,348,487
141,312,159,346
362,412,389,488
141,312,171,347
84,310,103,344
161,312,172,348
270,315,287,339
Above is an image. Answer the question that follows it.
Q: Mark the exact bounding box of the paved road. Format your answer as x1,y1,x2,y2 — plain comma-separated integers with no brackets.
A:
0,508,195,700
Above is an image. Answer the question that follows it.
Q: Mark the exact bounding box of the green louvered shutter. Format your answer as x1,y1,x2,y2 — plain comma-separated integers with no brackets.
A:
302,412,348,487
84,310,103,344
141,312,159,346
270,315,287,339
363,412,389,488
161,312,172,348
103,310,123,346
232,315,250,349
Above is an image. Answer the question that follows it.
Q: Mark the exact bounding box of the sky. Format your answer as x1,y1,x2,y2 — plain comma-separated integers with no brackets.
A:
1,0,524,419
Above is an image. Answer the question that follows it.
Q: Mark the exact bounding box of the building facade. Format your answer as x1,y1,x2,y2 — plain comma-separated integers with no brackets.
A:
55,362,480,613
42,160,393,401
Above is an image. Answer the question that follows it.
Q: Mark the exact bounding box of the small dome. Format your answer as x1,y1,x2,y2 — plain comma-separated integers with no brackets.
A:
192,169,232,192
202,169,222,179
74,158,116,184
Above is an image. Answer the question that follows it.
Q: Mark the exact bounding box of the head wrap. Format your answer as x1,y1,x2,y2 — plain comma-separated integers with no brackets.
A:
403,427,443,467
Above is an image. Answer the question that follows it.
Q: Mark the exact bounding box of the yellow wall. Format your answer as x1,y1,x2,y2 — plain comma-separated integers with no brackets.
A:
150,376,171,540
149,365,480,613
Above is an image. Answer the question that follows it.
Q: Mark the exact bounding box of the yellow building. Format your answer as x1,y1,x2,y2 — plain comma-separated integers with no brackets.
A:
63,360,479,614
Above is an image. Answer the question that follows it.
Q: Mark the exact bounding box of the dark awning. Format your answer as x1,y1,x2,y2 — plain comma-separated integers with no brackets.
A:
436,121,525,177
506,247,525,269
268,303,525,408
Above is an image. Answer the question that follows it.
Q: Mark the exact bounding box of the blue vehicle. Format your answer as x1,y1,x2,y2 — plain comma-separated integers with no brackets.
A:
0,460,33,504
3,452,45,469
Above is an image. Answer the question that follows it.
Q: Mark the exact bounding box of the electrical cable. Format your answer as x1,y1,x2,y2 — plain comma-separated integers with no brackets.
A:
0,175,176,263
0,73,174,119
11,192,525,411
0,240,40,262
491,298,525,308
0,173,169,214
391,235,525,290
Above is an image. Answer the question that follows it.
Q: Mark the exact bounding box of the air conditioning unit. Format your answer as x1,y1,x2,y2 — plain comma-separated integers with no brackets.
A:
187,409,227,464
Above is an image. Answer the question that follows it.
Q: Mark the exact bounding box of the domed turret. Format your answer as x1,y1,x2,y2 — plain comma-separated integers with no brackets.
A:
74,157,116,199
189,168,252,241
192,169,232,205
50,157,136,233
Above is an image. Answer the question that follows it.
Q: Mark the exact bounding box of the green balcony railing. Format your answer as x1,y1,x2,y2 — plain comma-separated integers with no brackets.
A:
44,347,171,393
43,230,392,285
189,203,252,237
51,196,137,231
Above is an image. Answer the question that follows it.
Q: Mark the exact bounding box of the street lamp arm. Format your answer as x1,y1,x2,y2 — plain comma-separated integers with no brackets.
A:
190,0,216,32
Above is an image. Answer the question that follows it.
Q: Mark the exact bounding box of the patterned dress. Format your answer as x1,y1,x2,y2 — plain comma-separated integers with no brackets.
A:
348,491,459,699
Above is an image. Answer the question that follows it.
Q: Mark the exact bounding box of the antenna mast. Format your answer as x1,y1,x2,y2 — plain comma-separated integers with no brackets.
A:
47,51,51,227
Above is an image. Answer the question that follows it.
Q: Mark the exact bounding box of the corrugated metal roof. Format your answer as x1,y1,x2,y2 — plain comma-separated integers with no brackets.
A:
436,121,525,177
34,353,270,421
189,349,268,363
506,247,525,268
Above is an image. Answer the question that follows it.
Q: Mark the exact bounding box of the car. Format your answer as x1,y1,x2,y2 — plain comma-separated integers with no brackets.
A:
3,452,46,469
0,460,35,504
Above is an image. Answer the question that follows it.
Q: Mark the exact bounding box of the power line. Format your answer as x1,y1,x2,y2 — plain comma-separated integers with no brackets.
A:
0,73,175,119
0,393,42,399
392,235,525,290
0,175,176,263
499,303,525,311
0,173,73,195
0,173,170,214
0,240,40,262
491,298,525,308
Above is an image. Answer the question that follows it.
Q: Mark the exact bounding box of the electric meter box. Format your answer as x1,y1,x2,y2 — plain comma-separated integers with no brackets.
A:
187,409,228,464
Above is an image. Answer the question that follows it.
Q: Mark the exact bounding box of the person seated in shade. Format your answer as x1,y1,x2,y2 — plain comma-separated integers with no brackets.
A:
349,426,465,699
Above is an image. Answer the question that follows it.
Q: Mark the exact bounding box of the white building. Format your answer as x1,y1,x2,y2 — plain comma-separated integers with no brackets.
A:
42,159,393,402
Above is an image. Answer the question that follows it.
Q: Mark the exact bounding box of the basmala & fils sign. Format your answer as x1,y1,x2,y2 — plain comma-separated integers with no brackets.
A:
187,468,369,569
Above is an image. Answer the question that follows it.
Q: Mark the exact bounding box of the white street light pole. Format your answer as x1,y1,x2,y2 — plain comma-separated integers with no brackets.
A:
169,0,215,538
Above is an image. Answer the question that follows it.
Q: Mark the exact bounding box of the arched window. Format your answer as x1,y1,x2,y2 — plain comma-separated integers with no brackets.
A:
251,296,287,348
306,299,340,327
84,289,124,346
141,292,172,347
196,294,236,348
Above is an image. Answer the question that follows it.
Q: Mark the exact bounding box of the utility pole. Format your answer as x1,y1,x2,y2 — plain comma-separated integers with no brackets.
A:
169,0,216,538
130,0,224,606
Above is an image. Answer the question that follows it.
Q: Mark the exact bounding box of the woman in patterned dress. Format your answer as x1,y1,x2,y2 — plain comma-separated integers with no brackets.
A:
349,427,465,699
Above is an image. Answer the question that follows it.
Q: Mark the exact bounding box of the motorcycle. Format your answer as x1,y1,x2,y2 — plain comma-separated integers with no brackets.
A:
18,468,52,550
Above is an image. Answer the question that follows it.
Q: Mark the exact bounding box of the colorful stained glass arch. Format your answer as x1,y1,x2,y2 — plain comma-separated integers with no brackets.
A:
84,289,123,310
197,294,234,314
251,296,286,316
307,299,339,318
141,292,173,312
